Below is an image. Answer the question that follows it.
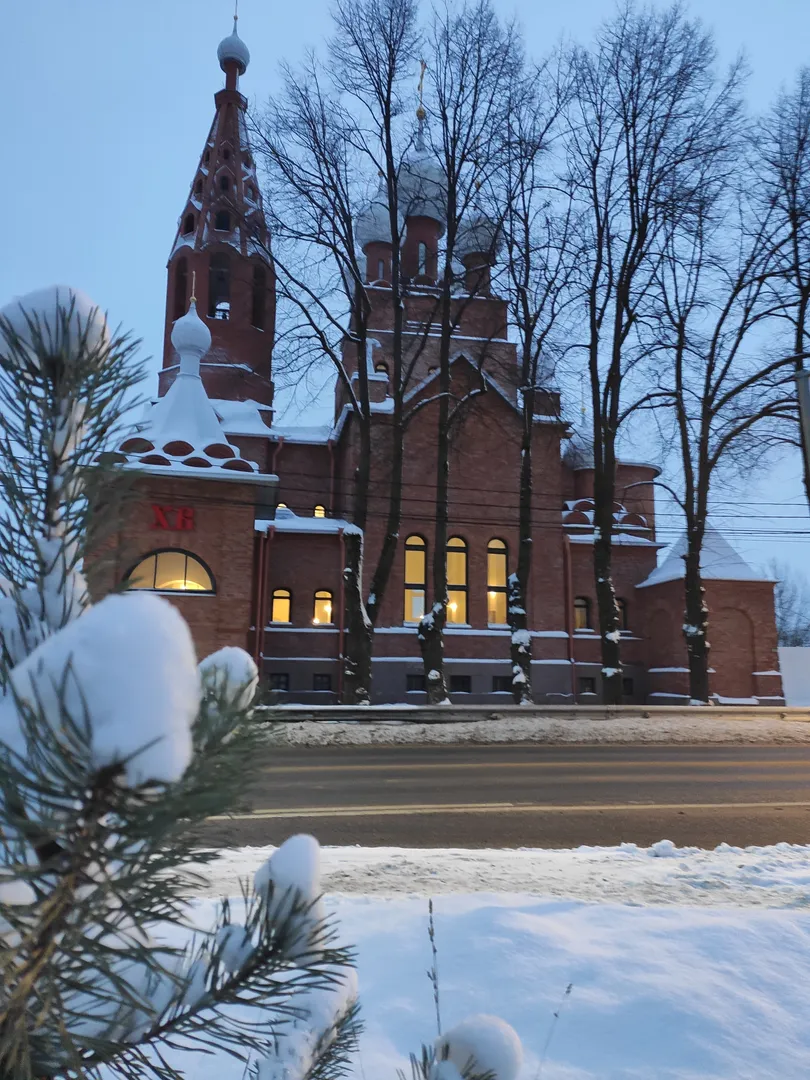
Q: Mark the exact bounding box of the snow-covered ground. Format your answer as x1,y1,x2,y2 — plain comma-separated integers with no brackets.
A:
178,841,810,1079
261,711,810,747
194,840,810,908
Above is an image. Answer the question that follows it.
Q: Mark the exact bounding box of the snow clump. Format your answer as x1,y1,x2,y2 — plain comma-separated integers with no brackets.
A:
199,646,259,712
435,1015,523,1080
0,285,109,368
0,592,198,786
254,834,326,962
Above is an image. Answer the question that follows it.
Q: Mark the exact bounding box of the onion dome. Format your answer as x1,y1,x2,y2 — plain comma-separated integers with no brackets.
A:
456,212,501,261
400,119,446,231
0,285,108,367
355,177,395,250
217,19,250,75
171,299,212,374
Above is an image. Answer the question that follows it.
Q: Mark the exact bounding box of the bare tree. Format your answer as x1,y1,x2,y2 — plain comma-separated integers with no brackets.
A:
758,67,810,504
769,558,810,647
499,69,577,702
561,2,744,703
414,0,525,703
655,180,798,703
252,0,419,703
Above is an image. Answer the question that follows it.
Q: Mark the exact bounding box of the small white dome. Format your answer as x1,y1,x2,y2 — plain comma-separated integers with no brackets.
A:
217,25,250,75
171,299,211,368
356,178,397,250
400,122,446,230
456,213,500,260
0,285,109,367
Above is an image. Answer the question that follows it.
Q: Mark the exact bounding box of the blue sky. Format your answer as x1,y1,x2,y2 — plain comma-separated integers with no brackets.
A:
2,0,809,573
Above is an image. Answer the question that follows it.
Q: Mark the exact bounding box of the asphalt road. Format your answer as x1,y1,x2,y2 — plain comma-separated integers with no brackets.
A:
199,743,810,849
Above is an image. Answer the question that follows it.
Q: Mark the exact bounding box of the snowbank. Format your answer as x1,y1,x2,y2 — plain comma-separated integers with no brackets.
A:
258,711,810,747
194,841,810,908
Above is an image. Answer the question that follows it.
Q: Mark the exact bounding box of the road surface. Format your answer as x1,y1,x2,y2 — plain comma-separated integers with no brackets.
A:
199,743,810,849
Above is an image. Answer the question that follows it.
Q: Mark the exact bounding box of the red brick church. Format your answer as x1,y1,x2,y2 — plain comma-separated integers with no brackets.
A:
99,21,785,706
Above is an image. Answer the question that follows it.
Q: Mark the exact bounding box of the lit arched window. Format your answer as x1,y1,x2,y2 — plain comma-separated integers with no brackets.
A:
574,597,591,631
182,213,195,235
126,550,214,594
374,361,389,377
418,242,427,275
208,252,230,319
271,588,291,623
404,535,426,623
251,265,266,329
447,537,467,624
313,590,333,625
313,505,326,518
276,502,288,510
487,539,508,625
616,598,628,631
173,257,188,321
214,210,231,232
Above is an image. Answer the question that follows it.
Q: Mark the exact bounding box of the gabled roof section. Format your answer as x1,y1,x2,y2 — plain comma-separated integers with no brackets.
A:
636,526,774,588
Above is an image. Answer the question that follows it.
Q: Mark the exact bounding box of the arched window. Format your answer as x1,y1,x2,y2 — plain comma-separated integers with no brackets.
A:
194,178,203,196
126,550,214,593
374,361,389,377
446,537,467,624
276,502,288,510
404,535,426,623
487,539,508,625
173,257,188,321
214,210,231,232
313,505,326,518
208,252,230,319
248,185,257,200
244,153,252,168
204,150,210,165
251,265,266,329
313,590,333,625
182,212,195,235
574,597,591,631
616,598,628,631
377,258,386,279
418,242,428,275
271,588,291,623
219,174,230,192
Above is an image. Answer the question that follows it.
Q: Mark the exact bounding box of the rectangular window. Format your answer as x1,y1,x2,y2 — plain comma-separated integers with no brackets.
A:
404,587,425,623
313,674,332,692
406,674,426,693
313,591,333,625
270,673,289,692
578,676,596,695
271,590,291,623
487,591,507,624
450,674,472,694
622,676,635,697
492,675,512,693
447,589,467,624
446,549,466,587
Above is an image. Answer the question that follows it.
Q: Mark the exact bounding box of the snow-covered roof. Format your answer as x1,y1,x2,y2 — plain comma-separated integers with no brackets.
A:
116,300,265,479
636,526,774,588
256,507,361,535
211,398,273,437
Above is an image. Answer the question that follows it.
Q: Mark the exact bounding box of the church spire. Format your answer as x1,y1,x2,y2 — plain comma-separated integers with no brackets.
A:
159,17,275,408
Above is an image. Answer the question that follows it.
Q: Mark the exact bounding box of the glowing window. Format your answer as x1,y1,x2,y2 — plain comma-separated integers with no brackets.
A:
271,588,291,623
126,550,214,594
487,539,508,624
574,597,591,630
375,361,389,376
313,590,333,625
446,536,467,624
404,535,426,623
313,505,326,518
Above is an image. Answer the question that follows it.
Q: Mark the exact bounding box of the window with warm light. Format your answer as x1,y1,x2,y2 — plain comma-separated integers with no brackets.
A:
126,551,214,594
271,588,291,623
313,590,333,625
487,538,508,624
446,536,467,624
404,535,427,623
313,505,326,518
574,596,591,630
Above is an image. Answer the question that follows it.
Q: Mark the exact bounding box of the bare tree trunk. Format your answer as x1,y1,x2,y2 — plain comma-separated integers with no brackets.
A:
682,539,710,704
509,403,533,704
593,448,622,704
342,529,372,704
